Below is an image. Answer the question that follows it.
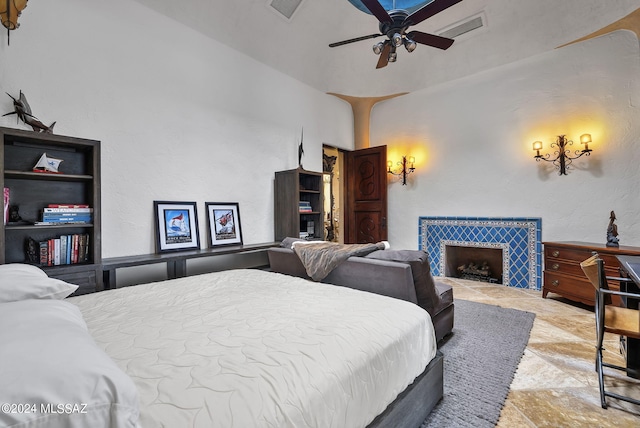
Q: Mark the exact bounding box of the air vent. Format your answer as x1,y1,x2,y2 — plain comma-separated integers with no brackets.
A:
268,0,305,21
438,14,485,39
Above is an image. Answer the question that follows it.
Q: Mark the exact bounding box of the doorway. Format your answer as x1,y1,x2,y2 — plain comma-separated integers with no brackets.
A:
323,145,388,244
322,145,344,243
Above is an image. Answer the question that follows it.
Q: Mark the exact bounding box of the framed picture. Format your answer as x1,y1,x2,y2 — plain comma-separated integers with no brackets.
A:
154,201,200,252
206,202,243,247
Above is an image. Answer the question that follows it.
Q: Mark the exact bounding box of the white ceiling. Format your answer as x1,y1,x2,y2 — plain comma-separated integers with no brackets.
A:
130,0,640,96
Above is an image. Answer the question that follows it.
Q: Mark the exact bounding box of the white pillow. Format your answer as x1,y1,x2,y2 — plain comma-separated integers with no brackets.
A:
0,299,139,428
0,263,78,303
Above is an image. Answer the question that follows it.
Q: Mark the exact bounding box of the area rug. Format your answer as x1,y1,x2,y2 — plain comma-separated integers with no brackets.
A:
422,299,536,427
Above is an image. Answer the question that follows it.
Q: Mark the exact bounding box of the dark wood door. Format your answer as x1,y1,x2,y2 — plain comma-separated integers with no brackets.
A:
345,145,387,243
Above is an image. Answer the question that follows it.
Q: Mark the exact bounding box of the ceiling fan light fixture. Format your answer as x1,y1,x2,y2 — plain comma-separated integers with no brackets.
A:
404,38,417,52
388,46,397,62
391,32,403,47
372,41,385,55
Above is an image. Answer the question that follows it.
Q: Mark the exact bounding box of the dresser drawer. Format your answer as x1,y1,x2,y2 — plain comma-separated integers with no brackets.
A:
543,272,595,304
544,258,585,277
544,257,620,278
546,246,622,270
545,246,592,262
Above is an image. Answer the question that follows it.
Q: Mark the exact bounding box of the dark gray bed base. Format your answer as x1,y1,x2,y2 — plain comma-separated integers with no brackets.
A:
368,350,444,428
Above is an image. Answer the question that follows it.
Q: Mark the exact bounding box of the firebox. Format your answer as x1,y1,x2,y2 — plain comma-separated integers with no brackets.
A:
444,245,503,283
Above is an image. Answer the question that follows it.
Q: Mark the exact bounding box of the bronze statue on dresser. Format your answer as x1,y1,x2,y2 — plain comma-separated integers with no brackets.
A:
606,210,619,247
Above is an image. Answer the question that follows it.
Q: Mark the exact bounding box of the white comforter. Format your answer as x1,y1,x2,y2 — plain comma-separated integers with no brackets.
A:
71,269,436,428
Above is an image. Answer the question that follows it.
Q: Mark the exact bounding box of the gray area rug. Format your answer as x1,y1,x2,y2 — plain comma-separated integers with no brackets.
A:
422,299,536,427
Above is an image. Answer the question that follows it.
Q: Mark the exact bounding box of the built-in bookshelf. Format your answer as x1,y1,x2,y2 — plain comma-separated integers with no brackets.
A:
274,168,324,241
1,127,101,294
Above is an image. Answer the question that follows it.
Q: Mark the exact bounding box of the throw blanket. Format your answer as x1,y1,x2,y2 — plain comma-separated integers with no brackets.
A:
292,241,387,281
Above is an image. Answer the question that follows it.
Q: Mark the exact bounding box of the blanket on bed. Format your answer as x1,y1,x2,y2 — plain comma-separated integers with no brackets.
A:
292,241,387,281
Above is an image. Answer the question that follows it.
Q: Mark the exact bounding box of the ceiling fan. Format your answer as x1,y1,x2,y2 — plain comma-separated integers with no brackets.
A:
329,0,462,69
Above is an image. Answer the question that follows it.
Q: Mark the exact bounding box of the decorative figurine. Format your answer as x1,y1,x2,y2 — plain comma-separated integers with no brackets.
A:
33,152,62,173
606,210,620,247
25,237,38,264
3,90,56,133
8,204,22,223
298,128,304,169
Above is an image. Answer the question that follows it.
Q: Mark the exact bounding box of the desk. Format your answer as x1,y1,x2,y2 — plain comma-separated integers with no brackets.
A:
102,242,279,289
616,255,640,379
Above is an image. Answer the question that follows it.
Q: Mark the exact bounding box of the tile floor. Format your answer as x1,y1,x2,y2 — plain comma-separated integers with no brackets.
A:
440,277,640,427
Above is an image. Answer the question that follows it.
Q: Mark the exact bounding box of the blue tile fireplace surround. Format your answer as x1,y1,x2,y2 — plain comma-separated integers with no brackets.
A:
419,217,542,290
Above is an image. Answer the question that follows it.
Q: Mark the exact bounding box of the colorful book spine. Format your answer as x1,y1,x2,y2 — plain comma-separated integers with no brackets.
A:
3,188,8,225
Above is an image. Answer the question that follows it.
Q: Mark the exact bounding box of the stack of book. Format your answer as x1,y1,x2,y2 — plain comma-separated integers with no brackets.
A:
38,233,90,266
36,204,93,225
299,201,312,213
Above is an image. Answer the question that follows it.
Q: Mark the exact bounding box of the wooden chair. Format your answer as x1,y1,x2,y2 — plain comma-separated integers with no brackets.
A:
580,253,640,408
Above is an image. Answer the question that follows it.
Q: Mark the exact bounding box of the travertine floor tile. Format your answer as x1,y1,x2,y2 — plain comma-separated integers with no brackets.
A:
443,276,640,426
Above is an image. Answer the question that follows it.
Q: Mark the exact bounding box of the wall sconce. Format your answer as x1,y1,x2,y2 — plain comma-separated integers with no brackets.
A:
532,134,593,175
387,156,415,185
1,0,28,45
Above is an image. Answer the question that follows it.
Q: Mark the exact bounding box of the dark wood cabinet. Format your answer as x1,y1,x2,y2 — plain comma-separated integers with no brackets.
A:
1,127,101,294
274,168,324,241
542,241,640,306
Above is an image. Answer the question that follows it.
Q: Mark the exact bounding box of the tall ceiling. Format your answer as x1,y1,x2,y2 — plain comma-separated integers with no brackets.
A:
130,0,640,96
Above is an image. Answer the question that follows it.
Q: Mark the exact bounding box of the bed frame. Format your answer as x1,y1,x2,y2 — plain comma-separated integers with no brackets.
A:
368,350,444,428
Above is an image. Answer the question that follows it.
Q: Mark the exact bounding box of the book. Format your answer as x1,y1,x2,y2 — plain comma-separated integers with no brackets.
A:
47,204,89,208
42,214,92,220
44,207,93,213
3,188,8,225
39,210,93,224
39,241,48,266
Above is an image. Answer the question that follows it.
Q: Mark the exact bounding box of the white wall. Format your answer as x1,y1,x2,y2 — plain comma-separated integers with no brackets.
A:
0,0,352,258
372,30,640,249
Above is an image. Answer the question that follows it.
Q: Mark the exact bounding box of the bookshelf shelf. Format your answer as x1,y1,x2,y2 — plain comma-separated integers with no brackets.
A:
4,170,93,181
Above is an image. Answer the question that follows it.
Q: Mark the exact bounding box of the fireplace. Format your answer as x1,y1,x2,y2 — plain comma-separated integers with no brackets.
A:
445,245,503,283
419,216,542,290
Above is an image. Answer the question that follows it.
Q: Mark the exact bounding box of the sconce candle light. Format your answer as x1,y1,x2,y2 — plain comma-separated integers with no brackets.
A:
532,134,592,175
387,155,415,185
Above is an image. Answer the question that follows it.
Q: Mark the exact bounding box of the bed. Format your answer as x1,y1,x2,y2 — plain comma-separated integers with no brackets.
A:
0,264,442,428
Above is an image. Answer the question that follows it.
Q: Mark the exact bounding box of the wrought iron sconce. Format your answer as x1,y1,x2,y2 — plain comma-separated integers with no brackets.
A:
1,0,28,45
532,134,592,175
387,156,415,185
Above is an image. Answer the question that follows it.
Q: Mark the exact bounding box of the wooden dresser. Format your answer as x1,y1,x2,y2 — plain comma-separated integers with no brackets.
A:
542,241,640,306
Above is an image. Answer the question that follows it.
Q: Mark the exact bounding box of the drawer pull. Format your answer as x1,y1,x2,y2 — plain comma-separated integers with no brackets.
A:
552,250,560,257
551,263,560,270
551,280,559,287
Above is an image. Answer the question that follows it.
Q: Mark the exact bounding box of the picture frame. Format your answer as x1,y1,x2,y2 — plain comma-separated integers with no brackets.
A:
154,201,200,253
205,202,243,247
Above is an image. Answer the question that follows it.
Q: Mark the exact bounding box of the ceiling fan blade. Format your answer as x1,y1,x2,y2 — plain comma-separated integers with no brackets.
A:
403,0,462,26
329,33,383,48
376,42,391,69
362,0,393,24
407,31,455,50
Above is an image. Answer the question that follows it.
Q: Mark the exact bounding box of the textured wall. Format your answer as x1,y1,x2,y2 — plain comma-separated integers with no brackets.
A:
0,0,352,258
371,30,640,249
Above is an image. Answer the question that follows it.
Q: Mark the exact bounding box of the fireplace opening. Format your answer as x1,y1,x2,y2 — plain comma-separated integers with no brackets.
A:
444,245,503,284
